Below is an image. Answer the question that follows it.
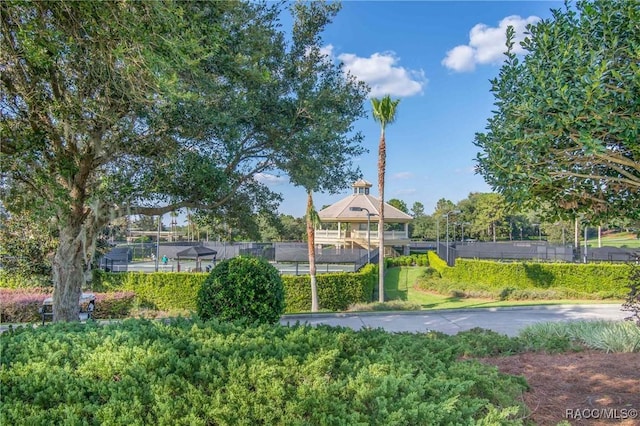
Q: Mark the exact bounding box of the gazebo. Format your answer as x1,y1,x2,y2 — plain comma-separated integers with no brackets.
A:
176,245,217,272
315,179,412,254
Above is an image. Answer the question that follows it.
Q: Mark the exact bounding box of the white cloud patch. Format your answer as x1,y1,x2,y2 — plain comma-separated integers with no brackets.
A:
319,44,335,59
442,15,540,72
323,44,426,98
392,172,414,180
255,173,287,186
394,188,417,196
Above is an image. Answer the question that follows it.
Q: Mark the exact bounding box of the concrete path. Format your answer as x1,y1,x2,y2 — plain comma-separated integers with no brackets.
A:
280,304,630,337
2,304,629,337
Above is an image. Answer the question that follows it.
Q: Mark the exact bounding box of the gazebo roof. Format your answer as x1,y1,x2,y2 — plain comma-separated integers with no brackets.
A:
318,193,412,222
176,245,218,258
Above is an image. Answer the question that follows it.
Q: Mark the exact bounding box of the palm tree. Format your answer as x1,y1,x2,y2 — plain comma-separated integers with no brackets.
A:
305,191,322,312
371,95,400,303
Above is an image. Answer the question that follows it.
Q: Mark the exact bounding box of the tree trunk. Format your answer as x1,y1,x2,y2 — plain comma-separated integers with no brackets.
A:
306,192,319,312
378,131,386,303
52,224,87,322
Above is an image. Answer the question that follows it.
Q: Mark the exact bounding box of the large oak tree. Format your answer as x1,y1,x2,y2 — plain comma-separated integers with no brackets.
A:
0,0,366,320
475,0,639,222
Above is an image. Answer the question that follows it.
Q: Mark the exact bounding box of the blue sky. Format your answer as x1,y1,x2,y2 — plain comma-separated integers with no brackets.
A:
258,0,565,218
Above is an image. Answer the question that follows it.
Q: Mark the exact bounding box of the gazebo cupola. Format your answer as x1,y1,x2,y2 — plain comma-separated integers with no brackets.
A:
352,179,371,195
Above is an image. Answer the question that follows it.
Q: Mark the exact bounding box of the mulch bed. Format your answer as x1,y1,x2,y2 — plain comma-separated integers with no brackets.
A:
480,351,640,425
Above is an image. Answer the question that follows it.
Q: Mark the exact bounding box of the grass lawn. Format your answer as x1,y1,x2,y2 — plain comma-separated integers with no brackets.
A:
384,266,623,310
587,231,640,248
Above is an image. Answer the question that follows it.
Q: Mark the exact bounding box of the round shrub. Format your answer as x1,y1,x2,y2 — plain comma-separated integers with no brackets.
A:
196,256,284,324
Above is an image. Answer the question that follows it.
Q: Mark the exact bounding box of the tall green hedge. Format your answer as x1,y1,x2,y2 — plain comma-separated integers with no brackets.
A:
0,270,52,288
90,264,377,314
427,251,448,274
91,270,203,311
282,264,377,313
424,252,631,299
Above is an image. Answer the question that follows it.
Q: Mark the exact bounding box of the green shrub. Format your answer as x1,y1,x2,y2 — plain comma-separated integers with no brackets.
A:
386,254,428,268
419,252,630,300
283,264,376,312
0,270,52,288
519,320,640,353
0,319,529,424
91,269,203,311
0,288,135,323
622,263,640,325
348,300,421,312
444,259,630,297
452,328,524,357
421,266,440,279
197,256,284,324
92,292,136,320
427,251,448,274
90,264,376,314
0,287,51,323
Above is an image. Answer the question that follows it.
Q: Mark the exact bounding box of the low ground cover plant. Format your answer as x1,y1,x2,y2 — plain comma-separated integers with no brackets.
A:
348,300,422,312
0,319,528,425
520,320,640,353
622,263,640,325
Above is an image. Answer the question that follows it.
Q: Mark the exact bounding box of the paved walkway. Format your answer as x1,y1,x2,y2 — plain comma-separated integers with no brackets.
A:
281,304,629,337
2,305,628,337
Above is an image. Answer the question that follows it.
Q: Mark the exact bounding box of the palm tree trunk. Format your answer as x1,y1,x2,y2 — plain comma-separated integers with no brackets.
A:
378,131,386,303
306,191,319,312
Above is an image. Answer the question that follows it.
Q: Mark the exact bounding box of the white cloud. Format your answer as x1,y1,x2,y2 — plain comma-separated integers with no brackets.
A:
392,172,414,180
323,44,426,98
255,173,287,186
320,44,334,59
394,188,417,196
442,15,540,72
441,45,476,73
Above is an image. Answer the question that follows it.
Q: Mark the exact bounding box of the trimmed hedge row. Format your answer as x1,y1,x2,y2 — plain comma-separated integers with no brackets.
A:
0,270,52,288
386,254,429,267
91,270,203,311
90,264,377,314
0,288,135,323
283,264,376,313
427,251,448,273
423,252,631,299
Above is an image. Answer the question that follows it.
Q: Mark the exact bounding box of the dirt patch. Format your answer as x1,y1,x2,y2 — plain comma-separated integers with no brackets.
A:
481,351,640,425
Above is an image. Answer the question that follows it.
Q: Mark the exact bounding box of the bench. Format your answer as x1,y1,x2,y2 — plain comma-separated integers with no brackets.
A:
40,293,96,325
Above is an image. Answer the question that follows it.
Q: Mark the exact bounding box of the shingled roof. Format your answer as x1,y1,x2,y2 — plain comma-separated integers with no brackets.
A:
317,192,412,222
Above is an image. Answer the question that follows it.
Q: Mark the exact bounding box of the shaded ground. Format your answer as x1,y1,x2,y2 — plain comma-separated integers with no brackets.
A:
481,351,640,425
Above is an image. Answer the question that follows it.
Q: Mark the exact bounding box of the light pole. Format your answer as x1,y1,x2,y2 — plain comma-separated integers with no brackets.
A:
436,216,440,255
445,210,461,265
584,225,588,263
532,223,541,241
349,207,376,264
155,214,162,272
460,222,469,244
452,222,458,245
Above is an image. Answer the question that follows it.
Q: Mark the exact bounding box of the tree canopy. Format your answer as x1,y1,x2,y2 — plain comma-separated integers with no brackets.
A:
474,0,640,222
0,0,367,320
